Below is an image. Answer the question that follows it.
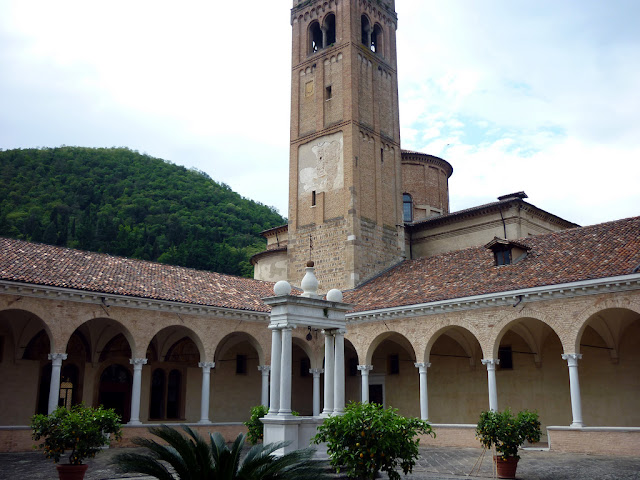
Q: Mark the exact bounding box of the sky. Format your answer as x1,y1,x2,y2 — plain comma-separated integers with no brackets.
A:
1,1,638,226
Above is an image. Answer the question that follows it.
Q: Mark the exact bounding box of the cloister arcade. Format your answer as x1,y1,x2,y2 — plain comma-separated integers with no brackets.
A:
1,290,638,447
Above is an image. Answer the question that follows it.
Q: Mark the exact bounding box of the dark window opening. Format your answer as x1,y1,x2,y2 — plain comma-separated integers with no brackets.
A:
309,21,322,53
349,357,358,376
371,24,383,54
325,85,332,100
389,354,399,375
495,249,512,266
324,13,336,46
0,336,4,362
498,346,513,370
312,190,317,206
361,15,371,47
59,364,79,409
236,354,247,374
166,369,181,419
403,193,413,223
149,369,166,419
381,147,384,163
300,357,310,377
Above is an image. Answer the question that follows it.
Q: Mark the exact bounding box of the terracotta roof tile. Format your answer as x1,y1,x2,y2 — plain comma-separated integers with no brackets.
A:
345,216,640,312
0,239,276,312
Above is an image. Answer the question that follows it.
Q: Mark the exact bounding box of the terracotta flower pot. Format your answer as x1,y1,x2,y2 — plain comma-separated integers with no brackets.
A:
494,455,518,479
55,464,89,480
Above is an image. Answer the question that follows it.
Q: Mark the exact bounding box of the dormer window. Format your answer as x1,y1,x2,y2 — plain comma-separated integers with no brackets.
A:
485,237,531,266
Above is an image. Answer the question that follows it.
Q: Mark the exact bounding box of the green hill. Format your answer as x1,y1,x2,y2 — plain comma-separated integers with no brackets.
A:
0,147,285,277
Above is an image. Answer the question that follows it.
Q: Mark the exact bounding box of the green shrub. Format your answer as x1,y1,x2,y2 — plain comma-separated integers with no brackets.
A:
313,402,435,480
245,405,270,445
476,409,541,459
31,404,122,465
244,405,299,445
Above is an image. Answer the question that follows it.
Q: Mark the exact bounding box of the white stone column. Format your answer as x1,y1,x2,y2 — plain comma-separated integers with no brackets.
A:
278,327,294,416
481,358,500,412
310,368,323,416
321,330,335,416
562,353,584,427
415,362,431,420
333,329,346,415
198,362,215,423
358,365,373,403
128,358,148,425
268,327,282,416
47,353,68,414
258,365,270,407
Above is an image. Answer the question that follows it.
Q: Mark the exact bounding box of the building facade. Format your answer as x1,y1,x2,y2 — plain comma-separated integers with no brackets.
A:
0,0,638,456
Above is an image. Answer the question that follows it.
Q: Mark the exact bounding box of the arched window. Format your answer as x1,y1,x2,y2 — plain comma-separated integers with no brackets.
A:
361,15,371,47
403,193,413,223
324,13,336,46
309,21,322,54
371,24,384,55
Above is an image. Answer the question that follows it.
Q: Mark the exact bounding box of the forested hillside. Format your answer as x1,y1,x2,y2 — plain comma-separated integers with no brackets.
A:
0,147,286,277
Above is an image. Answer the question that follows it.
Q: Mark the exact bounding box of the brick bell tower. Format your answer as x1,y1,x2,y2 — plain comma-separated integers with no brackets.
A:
287,0,404,291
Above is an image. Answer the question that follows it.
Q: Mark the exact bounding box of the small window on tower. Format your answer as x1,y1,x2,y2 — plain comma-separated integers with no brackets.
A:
325,85,332,100
361,15,371,47
312,190,316,206
371,24,383,54
324,13,336,46
309,21,322,54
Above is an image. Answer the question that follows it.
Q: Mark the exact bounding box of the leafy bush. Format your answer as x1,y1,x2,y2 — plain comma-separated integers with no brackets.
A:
31,404,122,465
314,402,435,480
113,425,328,480
244,405,299,445
476,409,541,459
245,405,270,444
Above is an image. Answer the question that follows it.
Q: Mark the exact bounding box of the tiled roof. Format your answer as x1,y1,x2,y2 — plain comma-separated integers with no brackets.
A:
0,239,276,312
1,217,638,315
344,216,640,312
407,197,579,229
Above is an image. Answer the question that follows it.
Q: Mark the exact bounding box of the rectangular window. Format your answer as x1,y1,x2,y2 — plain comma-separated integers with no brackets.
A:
325,85,332,100
300,357,310,377
389,354,399,375
498,346,513,370
381,148,384,163
236,355,247,374
349,357,358,376
495,249,512,266
312,190,316,206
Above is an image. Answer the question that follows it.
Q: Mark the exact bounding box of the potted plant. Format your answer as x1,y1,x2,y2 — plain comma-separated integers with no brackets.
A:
31,404,122,480
476,409,541,479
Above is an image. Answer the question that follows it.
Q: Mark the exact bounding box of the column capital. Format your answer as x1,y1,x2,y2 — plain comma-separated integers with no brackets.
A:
321,329,335,336
199,361,215,370
258,365,271,373
357,364,373,372
310,368,324,376
335,328,347,336
48,353,68,364
562,353,583,365
414,362,431,372
481,358,500,369
130,358,148,368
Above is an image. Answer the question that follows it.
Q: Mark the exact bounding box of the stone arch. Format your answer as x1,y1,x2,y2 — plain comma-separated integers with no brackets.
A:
371,22,384,55
365,331,416,365
150,325,206,365
322,12,336,46
574,304,640,355
489,311,564,359
424,324,482,367
214,331,265,367
309,20,322,54
0,308,54,358
68,317,136,364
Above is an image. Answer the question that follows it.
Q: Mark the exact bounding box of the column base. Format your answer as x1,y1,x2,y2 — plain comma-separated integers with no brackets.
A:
127,420,142,426
198,419,211,424
570,422,584,428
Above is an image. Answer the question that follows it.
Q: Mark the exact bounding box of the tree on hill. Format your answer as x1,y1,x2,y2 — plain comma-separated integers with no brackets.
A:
0,147,285,277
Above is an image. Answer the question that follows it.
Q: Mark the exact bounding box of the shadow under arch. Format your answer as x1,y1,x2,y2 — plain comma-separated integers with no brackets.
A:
0,308,53,358
215,331,265,367
149,325,206,365
490,316,563,363
575,307,640,356
71,317,137,364
365,331,416,366
423,325,482,367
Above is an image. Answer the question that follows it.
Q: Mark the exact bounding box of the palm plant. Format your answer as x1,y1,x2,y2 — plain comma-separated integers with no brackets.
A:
112,425,328,480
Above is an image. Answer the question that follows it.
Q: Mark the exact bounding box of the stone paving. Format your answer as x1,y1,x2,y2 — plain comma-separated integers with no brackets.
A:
1,446,639,480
